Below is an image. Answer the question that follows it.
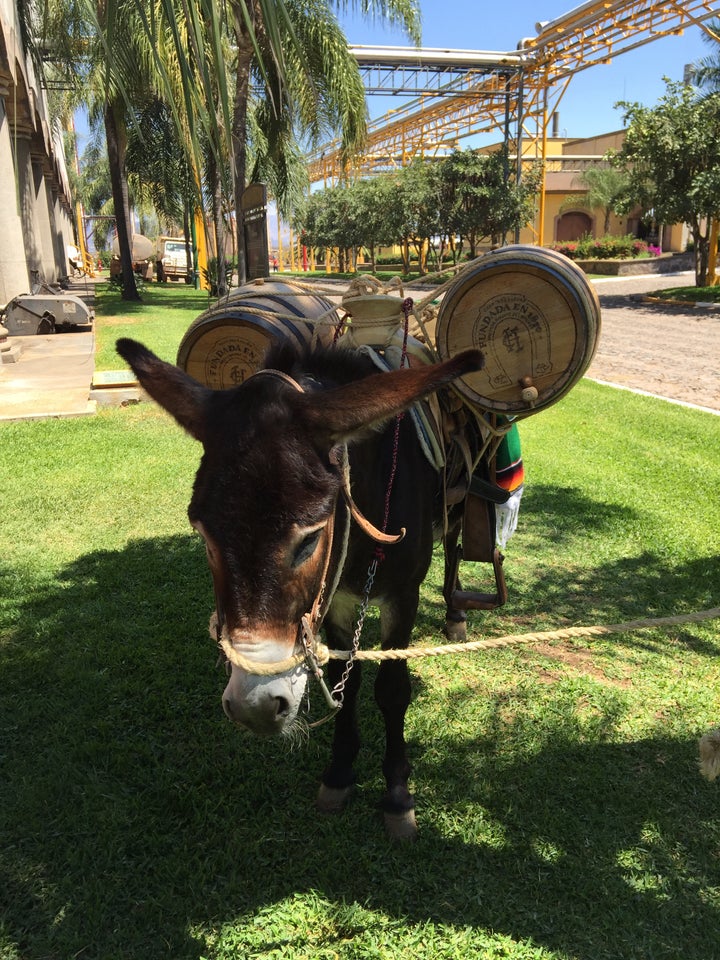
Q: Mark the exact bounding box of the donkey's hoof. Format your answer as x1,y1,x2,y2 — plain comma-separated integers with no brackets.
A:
444,618,467,642
316,783,354,814
384,808,418,841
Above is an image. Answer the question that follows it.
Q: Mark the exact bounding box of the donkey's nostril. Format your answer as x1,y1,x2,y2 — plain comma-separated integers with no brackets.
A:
274,696,290,719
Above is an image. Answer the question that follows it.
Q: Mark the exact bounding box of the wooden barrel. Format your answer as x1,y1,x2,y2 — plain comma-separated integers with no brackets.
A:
435,245,601,416
177,280,338,389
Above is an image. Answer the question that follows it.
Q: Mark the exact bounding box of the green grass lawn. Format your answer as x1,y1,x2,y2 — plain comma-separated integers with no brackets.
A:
648,284,720,302
0,291,719,959
93,283,213,371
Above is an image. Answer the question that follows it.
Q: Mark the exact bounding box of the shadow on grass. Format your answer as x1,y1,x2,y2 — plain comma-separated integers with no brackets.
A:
1,534,718,959
596,291,703,315
417,482,719,643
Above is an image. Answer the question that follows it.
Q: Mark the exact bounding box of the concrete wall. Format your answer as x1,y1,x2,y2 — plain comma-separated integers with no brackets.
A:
0,93,29,303
0,0,75,304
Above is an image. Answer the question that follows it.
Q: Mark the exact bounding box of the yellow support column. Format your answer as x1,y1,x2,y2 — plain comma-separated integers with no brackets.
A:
75,202,95,277
537,87,549,248
194,208,210,290
708,219,719,286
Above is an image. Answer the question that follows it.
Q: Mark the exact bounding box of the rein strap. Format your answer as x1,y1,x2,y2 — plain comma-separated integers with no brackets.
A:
340,484,406,545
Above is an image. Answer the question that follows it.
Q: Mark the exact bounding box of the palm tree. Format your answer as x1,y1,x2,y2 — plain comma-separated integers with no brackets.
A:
38,0,420,293
35,0,159,299
142,0,421,283
560,165,630,235
691,19,720,91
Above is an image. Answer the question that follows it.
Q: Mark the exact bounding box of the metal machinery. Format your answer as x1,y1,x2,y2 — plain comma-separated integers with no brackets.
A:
305,0,720,245
1,279,94,336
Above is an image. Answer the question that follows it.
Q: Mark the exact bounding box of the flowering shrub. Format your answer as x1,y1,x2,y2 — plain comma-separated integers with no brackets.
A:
551,242,579,258
549,234,663,260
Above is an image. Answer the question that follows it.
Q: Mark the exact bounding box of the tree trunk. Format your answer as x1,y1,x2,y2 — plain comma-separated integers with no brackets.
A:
694,223,709,286
105,102,140,302
208,152,228,296
183,203,193,285
232,11,255,287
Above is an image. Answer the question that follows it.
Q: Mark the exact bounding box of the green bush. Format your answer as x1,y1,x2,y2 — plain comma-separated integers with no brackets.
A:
201,256,235,297
375,254,419,265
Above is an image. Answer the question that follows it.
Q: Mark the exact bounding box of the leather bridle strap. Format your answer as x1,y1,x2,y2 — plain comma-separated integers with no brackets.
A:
340,478,406,545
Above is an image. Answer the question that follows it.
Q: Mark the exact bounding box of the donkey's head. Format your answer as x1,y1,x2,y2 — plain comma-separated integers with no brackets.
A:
116,339,483,736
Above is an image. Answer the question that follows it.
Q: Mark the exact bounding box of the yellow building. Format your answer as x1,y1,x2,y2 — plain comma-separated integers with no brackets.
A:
516,129,687,252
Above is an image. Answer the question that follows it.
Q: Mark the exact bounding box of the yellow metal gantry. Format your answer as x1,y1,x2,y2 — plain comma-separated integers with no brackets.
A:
307,0,720,192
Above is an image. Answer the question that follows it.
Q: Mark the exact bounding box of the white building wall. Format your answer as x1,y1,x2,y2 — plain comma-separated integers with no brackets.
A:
0,94,29,302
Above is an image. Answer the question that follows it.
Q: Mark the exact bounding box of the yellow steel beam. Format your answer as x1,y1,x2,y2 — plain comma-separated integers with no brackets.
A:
308,0,720,186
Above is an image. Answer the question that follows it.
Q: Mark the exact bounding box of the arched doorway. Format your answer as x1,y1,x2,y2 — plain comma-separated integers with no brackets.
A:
556,212,592,242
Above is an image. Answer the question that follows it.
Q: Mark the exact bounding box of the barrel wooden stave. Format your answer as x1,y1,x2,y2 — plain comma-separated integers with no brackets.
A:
436,245,600,416
177,280,337,389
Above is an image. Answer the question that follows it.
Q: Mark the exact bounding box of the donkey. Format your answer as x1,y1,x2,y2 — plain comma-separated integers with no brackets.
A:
116,337,483,838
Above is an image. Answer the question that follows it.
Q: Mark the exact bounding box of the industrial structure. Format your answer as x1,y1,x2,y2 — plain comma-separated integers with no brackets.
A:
1,0,719,302
306,0,720,246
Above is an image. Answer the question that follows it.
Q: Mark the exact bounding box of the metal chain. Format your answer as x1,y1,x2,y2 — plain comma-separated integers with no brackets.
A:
328,556,378,709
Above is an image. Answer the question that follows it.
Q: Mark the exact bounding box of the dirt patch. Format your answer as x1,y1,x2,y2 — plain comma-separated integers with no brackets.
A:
524,642,632,688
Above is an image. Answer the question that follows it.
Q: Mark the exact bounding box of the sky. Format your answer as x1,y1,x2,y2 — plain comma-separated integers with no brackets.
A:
337,0,716,140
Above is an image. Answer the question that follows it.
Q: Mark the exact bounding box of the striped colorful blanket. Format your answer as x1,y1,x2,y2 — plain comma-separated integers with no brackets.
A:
495,422,524,549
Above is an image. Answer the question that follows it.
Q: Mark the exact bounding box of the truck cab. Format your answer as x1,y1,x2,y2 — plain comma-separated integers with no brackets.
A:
156,237,190,282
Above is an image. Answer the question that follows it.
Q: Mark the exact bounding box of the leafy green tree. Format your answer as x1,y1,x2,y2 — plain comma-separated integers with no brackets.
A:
296,184,364,270
126,97,197,283
36,0,163,299
394,159,442,274
150,0,416,284
352,177,398,271
77,130,115,253
613,80,720,285
444,149,542,256
228,0,421,283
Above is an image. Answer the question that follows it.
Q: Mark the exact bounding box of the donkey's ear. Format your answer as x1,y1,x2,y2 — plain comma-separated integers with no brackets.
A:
116,338,211,442
298,349,484,446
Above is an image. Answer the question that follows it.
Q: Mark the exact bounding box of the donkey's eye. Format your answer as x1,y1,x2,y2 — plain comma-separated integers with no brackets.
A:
292,528,322,568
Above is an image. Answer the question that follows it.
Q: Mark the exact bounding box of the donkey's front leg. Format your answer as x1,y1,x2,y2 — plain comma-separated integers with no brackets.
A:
376,596,418,840
316,600,363,815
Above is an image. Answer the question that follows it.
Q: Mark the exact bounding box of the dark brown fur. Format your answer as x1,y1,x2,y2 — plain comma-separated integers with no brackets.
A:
116,337,483,833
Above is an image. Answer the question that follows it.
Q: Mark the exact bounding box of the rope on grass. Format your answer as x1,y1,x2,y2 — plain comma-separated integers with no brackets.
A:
326,606,720,662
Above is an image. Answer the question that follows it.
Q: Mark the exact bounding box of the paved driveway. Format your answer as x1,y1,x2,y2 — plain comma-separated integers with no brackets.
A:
587,272,720,413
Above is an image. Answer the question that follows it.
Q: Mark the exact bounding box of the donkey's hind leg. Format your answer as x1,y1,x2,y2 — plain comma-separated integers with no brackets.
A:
443,520,467,642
